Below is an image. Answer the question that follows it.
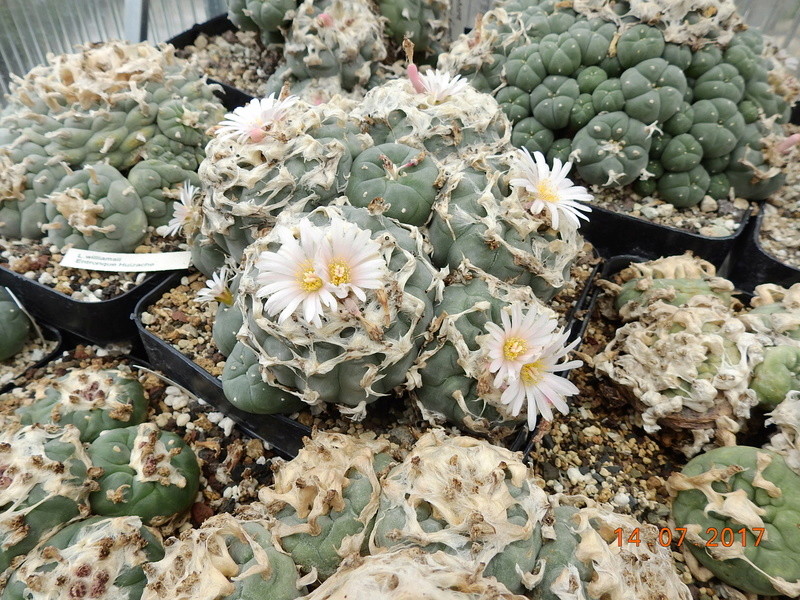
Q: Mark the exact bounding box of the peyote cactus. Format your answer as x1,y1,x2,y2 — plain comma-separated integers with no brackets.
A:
739,283,800,346
16,367,148,443
411,265,580,437
530,503,692,599
219,206,440,417
440,0,800,206
0,424,97,574
142,513,307,600
1,516,164,600
0,41,224,245
370,430,549,594
0,286,31,362
611,253,737,322
748,346,800,409
87,423,200,525
669,446,800,597
595,297,763,455
303,548,527,599
244,432,396,580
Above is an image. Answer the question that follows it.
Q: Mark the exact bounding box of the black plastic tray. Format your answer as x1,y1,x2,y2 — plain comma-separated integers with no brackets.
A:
0,266,183,346
580,204,749,267
727,210,800,293
133,272,310,458
167,15,256,108
0,322,64,394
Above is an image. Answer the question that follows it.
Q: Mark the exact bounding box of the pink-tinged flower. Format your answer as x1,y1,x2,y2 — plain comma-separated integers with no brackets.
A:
509,148,593,231
255,220,337,327
158,181,200,238
196,266,233,305
484,305,559,386
317,218,387,301
499,330,583,430
216,94,299,144
408,65,470,103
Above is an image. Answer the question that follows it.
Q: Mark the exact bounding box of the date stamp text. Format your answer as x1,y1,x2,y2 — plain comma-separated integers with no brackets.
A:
614,527,765,547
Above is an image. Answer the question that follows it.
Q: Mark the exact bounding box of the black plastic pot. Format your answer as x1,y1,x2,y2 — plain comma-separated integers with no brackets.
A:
727,210,800,293
580,204,749,267
133,272,310,458
0,323,64,394
167,15,256,108
0,266,184,346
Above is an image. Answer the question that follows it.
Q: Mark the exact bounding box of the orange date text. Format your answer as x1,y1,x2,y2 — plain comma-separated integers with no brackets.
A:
614,527,765,547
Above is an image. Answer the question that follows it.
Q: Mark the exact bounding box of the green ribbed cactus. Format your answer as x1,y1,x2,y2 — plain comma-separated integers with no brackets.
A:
87,424,200,525
0,287,31,362
531,505,691,600
740,283,800,345
244,432,396,580
441,0,798,206
1,516,163,600
16,368,148,443
749,346,800,409
0,424,96,573
669,446,800,597
219,206,439,416
0,41,224,243
612,253,737,321
142,513,306,600
370,431,548,594
227,0,297,45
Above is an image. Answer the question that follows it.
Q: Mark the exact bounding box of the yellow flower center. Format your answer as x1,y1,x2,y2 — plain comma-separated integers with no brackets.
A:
298,263,323,292
216,288,234,306
329,259,351,286
535,179,560,204
521,360,545,385
503,337,528,360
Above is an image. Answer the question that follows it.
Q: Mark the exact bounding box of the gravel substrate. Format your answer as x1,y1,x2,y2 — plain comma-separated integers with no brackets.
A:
759,125,800,268
0,233,185,301
0,343,277,536
175,30,281,98
0,330,58,389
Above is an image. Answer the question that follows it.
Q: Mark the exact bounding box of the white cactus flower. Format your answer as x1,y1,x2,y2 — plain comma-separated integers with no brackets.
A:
318,218,387,301
216,94,299,144
196,266,233,305
509,148,593,231
255,220,337,327
158,181,200,237
484,304,559,387
409,65,470,103
498,329,583,430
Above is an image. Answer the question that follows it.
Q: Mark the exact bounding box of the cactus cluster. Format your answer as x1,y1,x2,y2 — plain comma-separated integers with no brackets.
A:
140,430,689,599
596,255,800,455
0,41,224,253
0,287,31,362
227,0,450,101
187,69,587,427
440,0,800,207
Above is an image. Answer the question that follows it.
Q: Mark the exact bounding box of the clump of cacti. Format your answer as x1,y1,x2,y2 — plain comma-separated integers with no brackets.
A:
142,513,307,600
440,0,800,207
0,424,97,573
227,0,450,103
0,41,225,252
370,430,549,594
0,287,31,362
16,367,148,443
411,264,581,437
669,445,800,597
217,206,440,417
86,423,200,525
2,516,164,600
243,432,397,580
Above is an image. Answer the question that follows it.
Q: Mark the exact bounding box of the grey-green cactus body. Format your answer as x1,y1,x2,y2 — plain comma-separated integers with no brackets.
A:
0,287,31,362
1,516,163,600
670,446,800,596
87,423,200,525
16,368,148,443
